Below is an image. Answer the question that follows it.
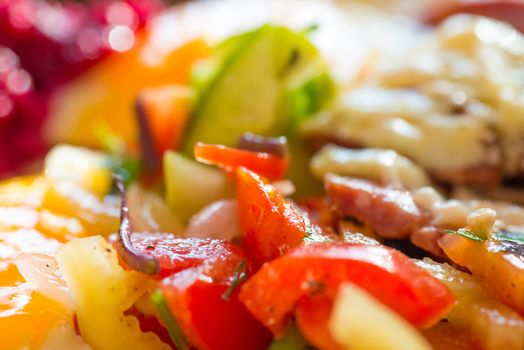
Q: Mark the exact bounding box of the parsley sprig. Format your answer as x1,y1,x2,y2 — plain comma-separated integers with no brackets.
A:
446,228,524,244
151,290,188,350
445,229,486,242
221,260,248,301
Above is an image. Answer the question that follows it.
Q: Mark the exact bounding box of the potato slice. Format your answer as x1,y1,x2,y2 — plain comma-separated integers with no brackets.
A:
56,236,170,350
44,145,112,198
329,282,431,350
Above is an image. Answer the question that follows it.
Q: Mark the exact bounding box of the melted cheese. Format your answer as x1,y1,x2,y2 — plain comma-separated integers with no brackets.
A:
311,145,430,189
304,15,524,176
304,87,495,171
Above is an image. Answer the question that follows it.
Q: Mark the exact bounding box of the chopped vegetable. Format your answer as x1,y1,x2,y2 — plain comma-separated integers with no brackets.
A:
164,150,235,221
151,290,188,350
160,243,272,350
47,38,210,151
122,232,250,278
222,260,248,301
493,229,524,244
295,296,343,350
114,174,160,275
195,143,289,180
56,236,170,350
0,283,73,350
185,199,239,241
239,243,455,336
137,86,193,156
136,98,162,175
236,167,319,266
94,122,142,187
237,133,289,157
44,144,112,197
268,325,313,350
439,233,524,315
445,229,486,242
127,183,184,234
15,253,74,310
329,283,432,350
417,258,524,350
42,180,119,237
183,25,332,151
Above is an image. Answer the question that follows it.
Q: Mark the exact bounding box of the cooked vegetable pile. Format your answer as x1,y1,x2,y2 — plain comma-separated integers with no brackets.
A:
2,2,524,350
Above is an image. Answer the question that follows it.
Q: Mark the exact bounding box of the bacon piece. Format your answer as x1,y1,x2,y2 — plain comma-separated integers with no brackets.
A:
325,174,424,239
410,226,446,258
430,165,501,188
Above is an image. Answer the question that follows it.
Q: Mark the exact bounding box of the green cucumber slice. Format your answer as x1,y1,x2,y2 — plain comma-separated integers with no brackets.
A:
163,150,234,222
183,25,329,151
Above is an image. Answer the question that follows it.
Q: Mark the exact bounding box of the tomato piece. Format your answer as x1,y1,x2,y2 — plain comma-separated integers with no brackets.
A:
424,0,524,33
123,232,248,278
138,86,193,155
126,307,175,348
239,243,455,336
295,297,343,350
298,197,338,233
236,167,313,266
194,143,289,180
161,249,272,350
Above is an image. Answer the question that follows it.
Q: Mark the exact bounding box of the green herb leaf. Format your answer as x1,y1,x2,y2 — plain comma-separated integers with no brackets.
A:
268,325,314,350
151,290,189,350
445,229,486,242
303,23,319,34
221,260,248,301
94,122,141,187
492,230,524,244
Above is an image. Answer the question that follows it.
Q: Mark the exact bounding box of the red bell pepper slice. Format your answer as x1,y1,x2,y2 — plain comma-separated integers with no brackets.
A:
160,244,272,350
194,143,289,180
239,243,455,337
236,167,328,267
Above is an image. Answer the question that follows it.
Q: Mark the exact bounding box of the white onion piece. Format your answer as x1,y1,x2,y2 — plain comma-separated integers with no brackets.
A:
186,199,238,241
15,253,74,310
40,324,92,350
271,180,295,197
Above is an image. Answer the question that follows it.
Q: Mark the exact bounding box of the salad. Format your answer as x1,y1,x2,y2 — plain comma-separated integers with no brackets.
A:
1,0,524,349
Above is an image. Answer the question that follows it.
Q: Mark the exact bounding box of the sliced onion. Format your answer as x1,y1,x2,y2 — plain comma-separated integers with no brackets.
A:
186,199,238,241
15,253,75,310
40,324,92,350
237,133,289,157
135,98,160,174
271,180,295,197
114,175,159,275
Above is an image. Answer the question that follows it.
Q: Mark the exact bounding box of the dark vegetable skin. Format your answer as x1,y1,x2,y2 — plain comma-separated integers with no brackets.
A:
237,133,289,157
114,174,160,275
135,99,162,175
